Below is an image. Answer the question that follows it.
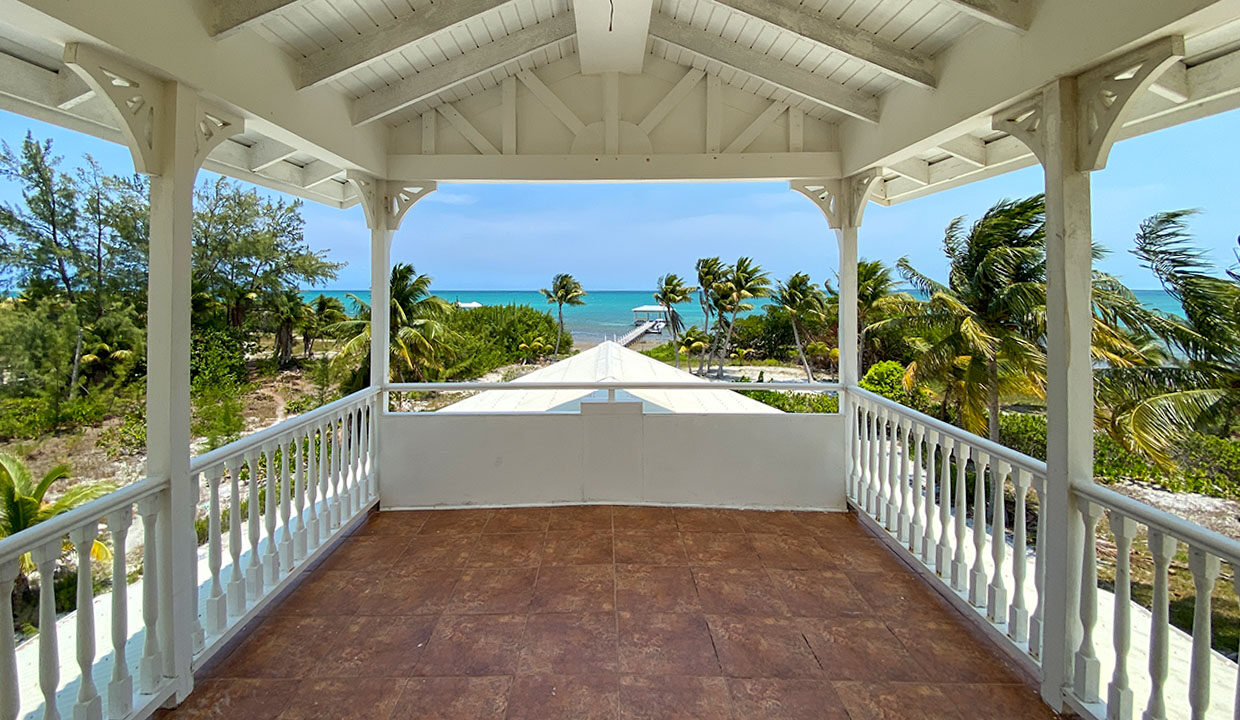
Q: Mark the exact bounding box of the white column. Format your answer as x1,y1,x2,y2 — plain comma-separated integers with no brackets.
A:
369,228,394,389
834,225,860,387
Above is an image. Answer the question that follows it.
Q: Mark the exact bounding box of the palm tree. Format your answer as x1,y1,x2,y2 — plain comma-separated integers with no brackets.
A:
825,259,911,372
653,274,698,369
540,273,586,357
775,272,828,381
332,263,456,388
0,453,114,574
676,326,709,366
301,294,347,358
694,257,726,374
713,257,771,379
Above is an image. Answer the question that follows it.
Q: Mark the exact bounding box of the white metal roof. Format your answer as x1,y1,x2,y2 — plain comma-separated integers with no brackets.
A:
631,304,669,313
439,341,781,414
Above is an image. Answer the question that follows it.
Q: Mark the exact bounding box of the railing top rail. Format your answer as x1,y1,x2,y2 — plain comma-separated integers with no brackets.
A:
0,476,165,565
386,381,844,392
851,387,1048,475
1075,481,1240,565
189,387,379,474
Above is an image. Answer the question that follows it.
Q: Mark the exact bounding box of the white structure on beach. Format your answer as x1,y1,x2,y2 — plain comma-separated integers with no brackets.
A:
2,1,1240,719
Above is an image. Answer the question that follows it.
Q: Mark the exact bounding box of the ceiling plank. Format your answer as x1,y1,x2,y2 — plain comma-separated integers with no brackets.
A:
299,0,511,89
649,14,880,123
709,0,936,89
208,0,316,39
351,14,575,125
936,0,1033,33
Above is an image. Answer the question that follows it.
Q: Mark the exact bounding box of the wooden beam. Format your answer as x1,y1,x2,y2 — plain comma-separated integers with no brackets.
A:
724,102,786,153
388,151,842,182
352,14,575,125
936,136,986,167
502,76,517,154
936,0,1033,33
208,0,315,39
1150,60,1189,103
299,0,510,89
603,72,620,154
706,74,722,153
247,139,298,171
648,14,880,123
788,108,803,152
709,0,936,89
421,111,436,154
437,103,499,154
516,70,586,135
887,158,930,185
638,68,704,134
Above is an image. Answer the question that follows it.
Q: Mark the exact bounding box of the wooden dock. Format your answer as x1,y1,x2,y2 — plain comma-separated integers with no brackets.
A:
618,320,658,346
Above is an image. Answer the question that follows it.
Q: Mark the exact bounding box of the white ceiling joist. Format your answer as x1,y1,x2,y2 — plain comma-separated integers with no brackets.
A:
709,0,937,89
574,0,655,74
936,136,986,167
299,0,511,89
648,14,880,123
936,0,1033,33
208,0,315,39
351,14,576,125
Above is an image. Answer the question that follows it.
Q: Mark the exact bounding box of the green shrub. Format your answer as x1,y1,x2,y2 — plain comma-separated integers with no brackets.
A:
740,390,839,413
98,405,147,456
0,397,49,439
859,361,931,412
191,328,249,386
439,304,564,379
998,412,1048,460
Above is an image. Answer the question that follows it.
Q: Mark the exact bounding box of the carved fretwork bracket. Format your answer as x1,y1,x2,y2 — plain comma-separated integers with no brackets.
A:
791,169,881,229
63,43,241,176
347,172,437,232
993,35,1184,171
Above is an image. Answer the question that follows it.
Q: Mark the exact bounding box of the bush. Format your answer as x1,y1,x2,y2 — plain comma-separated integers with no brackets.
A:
998,412,1048,460
439,304,565,379
98,404,147,456
740,390,839,413
859,361,931,412
191,328,249,387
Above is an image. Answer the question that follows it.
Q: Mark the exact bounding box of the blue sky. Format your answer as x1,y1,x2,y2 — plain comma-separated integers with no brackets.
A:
2,107,1238,291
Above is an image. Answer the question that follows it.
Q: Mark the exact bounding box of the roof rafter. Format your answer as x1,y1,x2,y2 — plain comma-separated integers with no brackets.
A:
351,14,575,125
648,14,879,123
936,0,1033,33
709,0,936,89
299,0,511,89
207,0,316,39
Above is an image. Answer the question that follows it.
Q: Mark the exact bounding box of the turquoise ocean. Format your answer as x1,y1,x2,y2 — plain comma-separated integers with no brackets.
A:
302,288,1185,345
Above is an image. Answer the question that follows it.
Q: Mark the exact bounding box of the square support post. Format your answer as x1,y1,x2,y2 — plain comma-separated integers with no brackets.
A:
369,228,394,390
834,226,860,388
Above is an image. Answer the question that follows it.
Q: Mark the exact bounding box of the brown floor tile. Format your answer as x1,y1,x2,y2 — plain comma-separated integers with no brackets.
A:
275,677,406,720
845,571,960,624
791,511,865,539
313,615,436,677
831,681,963,720
618,675,731,719
735,510,810,536
468,533,544,567
749,534,838,570
273,570,366,616
392,676,512,720
396,534,478,572
209,616,341,678
356,569,460,615
823,538,910,575
766,569,870,618
613,506,678,532
944,683,1064,719
674,508,744,533
682,533,761,567
706,615,822,679
692,567,788,616
727,678,852,720
531,565,615,613
355,510,429,536
615,566,701,613
518,612,618,674
548,505,614,531
419,509,494,534
446,568,536,613
484,507,551,533
799,618,926,681
506,674,619,720
614,532,687,565
317,535,410,573
157,678,297,719
887,621,1024,684
415,614,526,676
543,531,613,565
617,612,720,676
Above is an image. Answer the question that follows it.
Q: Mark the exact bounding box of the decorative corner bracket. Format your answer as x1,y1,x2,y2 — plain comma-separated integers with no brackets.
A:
791,169,881,229
992,94,1047,166
347,171,437,231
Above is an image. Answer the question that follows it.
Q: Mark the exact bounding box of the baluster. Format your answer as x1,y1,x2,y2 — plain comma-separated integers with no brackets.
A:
935,435,953,576
1008,468,1031,644
105,508,132,719
279,438,293,574
135,495,161,695
886,413,901,532
203,468,225,636
866,407,879,516
969,450,989,607
894,417,910,536
365,400,377,499
318,420,331,541
1029,476,1047,659
350,409,362,511
245,450,263,599
293,434,308,561
1107,512,1136,720
32,539,62,719
1075,500,1102,703
1232,568,1240,720
226,457,245,616
1143,530,1177,720
874,408,888,524
70,522,103,720
987,460,1009,622
1187,547,1221,720
951,444,969,592
909,423,925,555
187,471,205,655
1,559,19,720
920,427,936,565
846,402,858,499
332,413,345,526
263,443,279,587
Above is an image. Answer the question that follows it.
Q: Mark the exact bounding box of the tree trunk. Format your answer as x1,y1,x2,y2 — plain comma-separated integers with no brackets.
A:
554,305,564,357
715,311,740,379
791,318,813,382
276,323,294,366
697,304,711,374
987,357,1001,442
858,326,867,376
67,327,84,400
669,318,681,370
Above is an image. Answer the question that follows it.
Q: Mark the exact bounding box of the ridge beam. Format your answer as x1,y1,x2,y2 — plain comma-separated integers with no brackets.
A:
208,0,315,39
710,0,936,89
937,0,1033,33
299,0,511,89
648,14,880,123
351,14,576,125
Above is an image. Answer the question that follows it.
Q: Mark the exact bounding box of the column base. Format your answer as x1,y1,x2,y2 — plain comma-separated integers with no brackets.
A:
139,653,162,694
1008,606,1029,643
986,585,1007,622
935,545,951,578
909,523,924,555
969,569,988,607
263,554,280,587
73,694,103,720
279,539,293,572
950,560,968,592
1028,615,1043,659
206,595,228,635
1107,684,1133,720
227,577,246,616
293,527,307,562
1073,653,1101,704
246,565,263,601
108,676,133,717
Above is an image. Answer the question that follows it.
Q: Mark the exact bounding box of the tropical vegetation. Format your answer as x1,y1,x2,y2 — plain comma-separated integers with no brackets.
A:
540,273,586,357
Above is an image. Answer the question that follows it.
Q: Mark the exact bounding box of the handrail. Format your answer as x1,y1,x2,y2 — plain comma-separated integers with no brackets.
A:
851,387,1048,475
1074,481,1240,565
387,380,843,392
0,476,166,564
189,387,379,474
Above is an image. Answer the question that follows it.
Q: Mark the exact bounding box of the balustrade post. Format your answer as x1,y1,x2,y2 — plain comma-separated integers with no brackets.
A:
279,439,294,571
1187,547,1221,720
885,413,900,532
32,539,62,720
1009,468,1031,644
318,420,332,542
244,451,263,600
293,435,308,561
919,427,935,565
909,423,925,555
951,445,969,592
1074,499,1103,703
203,469,225,636
1143,530,1177,720
1030,476,1048,660
935,435,953,576
1107,512,1136,720
69,523,103,720
969,452,989,607
263,444,279,587
1,559,19,720
105,509,133,718
136,495,162,695
187,473,204,655
987,460,1009,623
866,407,879,515
226,459,244,617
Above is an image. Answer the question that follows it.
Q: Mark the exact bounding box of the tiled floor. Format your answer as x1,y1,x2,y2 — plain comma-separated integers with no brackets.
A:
159,506,1065,720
